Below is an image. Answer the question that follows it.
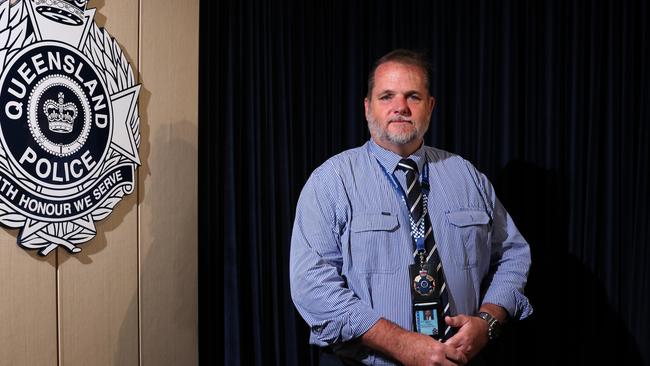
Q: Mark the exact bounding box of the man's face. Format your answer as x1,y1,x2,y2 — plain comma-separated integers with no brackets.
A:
364,61,435,155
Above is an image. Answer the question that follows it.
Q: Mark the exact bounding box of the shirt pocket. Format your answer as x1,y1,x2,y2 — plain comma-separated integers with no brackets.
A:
349,213,401,274
445,209,491,269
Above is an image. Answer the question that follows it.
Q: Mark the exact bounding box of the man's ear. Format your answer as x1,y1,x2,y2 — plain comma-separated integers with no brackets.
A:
364,97,370,119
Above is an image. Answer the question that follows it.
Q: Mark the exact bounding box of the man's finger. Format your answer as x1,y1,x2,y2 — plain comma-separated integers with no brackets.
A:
444,346,468,365
445,315,465,328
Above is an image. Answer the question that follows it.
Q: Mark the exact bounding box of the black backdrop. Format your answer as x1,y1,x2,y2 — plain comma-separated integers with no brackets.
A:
201,1,650,365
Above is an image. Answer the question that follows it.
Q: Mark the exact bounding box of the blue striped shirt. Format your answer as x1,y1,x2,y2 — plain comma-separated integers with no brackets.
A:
290,140,532,365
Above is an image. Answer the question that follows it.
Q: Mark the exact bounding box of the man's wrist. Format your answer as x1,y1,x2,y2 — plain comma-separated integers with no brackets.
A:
477,311,501,341
477,303,508,341
361,318,410,362
478,303,508,323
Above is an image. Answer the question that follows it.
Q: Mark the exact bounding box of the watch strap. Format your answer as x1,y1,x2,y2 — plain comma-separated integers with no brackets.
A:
477,311,500,341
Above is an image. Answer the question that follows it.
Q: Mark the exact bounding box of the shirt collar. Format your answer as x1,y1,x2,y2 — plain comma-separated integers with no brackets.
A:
368,139,427,174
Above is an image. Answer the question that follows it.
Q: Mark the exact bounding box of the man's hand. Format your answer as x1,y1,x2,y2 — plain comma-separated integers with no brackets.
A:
361,318,468,366
445,304,507,360
398,331,468,366
443,315,489,360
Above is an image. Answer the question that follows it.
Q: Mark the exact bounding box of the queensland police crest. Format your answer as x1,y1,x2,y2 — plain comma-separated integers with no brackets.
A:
0,0,141,255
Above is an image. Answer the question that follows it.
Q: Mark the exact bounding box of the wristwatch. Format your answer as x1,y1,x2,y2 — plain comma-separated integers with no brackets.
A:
477,312,502,341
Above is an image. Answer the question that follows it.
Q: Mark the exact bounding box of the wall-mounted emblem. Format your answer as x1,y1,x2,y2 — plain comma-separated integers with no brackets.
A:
0,0,140,255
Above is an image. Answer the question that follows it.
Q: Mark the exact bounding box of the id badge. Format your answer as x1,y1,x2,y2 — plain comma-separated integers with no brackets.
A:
413,302,443,339
409,263,444,339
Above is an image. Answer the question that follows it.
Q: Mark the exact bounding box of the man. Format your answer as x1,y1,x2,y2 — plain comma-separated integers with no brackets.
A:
290,49,532,366
424,310,434,321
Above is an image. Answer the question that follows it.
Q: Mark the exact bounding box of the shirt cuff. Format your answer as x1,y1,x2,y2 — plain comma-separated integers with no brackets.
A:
310,304,382,346
482,288,533,320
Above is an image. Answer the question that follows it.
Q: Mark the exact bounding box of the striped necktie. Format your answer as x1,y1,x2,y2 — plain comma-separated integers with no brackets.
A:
396,158,454,339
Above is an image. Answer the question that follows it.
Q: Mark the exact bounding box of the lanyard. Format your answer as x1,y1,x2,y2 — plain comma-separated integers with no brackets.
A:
376,157,430,254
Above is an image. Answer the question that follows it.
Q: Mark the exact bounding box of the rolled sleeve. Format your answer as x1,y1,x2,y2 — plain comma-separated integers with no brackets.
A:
482,280,534,320
290,165,381,345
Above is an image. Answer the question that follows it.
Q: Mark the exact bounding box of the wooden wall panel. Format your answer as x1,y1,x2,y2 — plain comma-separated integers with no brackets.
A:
57,1,141,365
0,235,57,366
138,0,199,364
0,0,198,364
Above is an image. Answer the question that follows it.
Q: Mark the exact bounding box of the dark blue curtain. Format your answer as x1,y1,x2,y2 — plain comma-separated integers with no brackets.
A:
201,0,650,365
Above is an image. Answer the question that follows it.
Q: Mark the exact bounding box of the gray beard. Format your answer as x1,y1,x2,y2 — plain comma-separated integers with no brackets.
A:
367,118,420,145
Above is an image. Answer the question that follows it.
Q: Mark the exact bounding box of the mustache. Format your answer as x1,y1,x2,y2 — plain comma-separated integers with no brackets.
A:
388,116,413,123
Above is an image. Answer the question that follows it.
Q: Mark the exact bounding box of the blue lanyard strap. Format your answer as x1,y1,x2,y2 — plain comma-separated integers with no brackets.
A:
375,157,430,253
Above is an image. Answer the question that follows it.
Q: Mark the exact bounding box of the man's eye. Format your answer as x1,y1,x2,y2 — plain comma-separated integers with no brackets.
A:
379,95,392,100
409,95,421,101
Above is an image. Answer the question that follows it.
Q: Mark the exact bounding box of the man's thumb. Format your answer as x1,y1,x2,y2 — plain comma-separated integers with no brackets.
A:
445,315,464,327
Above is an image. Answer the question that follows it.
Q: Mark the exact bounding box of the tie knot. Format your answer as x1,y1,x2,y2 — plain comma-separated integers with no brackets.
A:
397,159,418,173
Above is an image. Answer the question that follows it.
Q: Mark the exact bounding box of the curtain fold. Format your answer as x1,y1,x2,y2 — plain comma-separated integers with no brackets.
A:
202,1,650,364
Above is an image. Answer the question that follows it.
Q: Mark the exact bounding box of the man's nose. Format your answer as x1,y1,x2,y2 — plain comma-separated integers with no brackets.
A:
393,95,410,115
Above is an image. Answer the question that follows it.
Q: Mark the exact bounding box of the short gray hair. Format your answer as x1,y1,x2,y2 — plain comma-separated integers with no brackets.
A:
367,49,432,99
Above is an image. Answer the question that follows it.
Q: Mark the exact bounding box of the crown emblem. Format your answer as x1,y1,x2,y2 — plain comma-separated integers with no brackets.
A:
33,0,88,26
43,92,78,134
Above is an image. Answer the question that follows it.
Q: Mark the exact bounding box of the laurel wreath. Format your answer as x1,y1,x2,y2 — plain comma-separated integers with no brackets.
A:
0,0,140,255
